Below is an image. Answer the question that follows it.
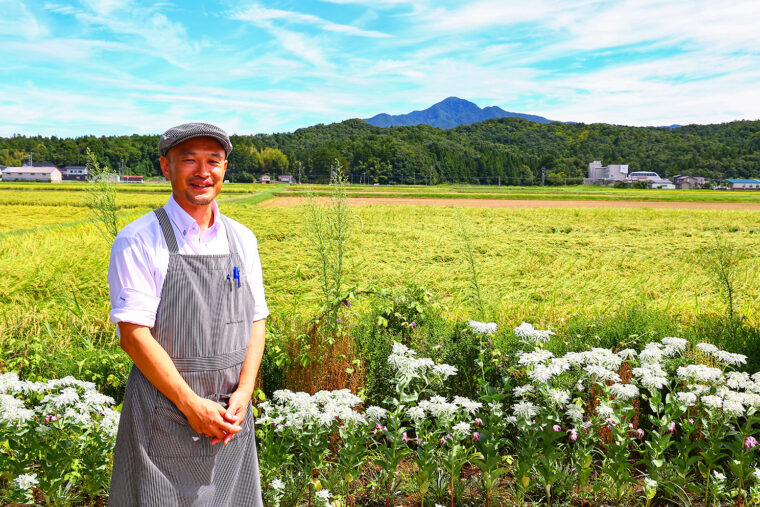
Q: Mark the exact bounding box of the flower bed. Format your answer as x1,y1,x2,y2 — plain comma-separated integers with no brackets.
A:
255,322,760,506
0,373,119,505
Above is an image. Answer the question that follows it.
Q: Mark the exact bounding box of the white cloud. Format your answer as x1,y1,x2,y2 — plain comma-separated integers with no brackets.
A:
230,5,390,38
1,0,49,39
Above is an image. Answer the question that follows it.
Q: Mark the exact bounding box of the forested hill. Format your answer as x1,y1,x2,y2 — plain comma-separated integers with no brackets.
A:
1,118,759,184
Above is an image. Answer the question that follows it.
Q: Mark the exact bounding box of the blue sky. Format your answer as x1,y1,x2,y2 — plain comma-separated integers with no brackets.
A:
2,0,759,136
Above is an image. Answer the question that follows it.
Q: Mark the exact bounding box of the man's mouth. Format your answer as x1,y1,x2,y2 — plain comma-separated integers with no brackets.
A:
189,181,213,190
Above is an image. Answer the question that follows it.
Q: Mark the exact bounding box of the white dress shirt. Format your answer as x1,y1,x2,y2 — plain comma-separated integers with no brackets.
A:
108,195,268,330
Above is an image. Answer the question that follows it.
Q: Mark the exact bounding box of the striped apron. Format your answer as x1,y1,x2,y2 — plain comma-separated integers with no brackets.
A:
109,207,263,506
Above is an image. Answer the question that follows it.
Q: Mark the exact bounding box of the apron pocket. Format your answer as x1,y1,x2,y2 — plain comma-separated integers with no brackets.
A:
147,393,249,459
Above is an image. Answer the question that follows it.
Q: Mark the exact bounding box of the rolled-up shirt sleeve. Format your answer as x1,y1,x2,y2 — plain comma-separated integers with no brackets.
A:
108,235,161,328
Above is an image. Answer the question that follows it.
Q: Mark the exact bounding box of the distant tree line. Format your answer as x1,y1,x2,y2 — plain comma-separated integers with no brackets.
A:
1,118,759,184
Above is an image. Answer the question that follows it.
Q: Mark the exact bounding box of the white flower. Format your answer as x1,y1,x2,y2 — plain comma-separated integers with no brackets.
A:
726,372,752,390
513,322,554,343
528,365,555,383
547,388,571,407
513,401,539,420
13,473,38,490
639,343,664,364
696,343,719,354
99,408,120,438
618,349,637,360
419,397,458,421
609,383,639,401
676,365,723,383
596,404,614,419
676,392,698,407
565,404,584,423
753,468,760,482
518,350,553,366
701,395,723,409
453,396,482,414
661,337,688,351
713,350,747,367
587,348,623,370
407,406,426,423
643,477,658,491
271,478,285,491
469,320,498,335
432,364,458,378
41,387,80,408
452,421,471,439
365,406,388,421
513,385,535,398
388,343,435,378
723,398,745,417
316,489,331,500
584,364,621,383
564,352,587,366
713,471,726,482
0,394,35,424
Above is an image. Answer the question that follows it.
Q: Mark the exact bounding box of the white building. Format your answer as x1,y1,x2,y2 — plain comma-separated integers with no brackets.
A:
726,179,760,190
61,165,89,181
2,166,62,182
584,160,629,184
627,171,675,189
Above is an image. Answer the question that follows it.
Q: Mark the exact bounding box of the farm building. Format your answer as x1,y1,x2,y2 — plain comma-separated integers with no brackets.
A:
277,174,295,183
628,171,675,189
2,166,62,182
121,175,144,183
61,165,89,181
0,165,5,180
583,160,629,184
260,174,271,184
673,175,706,190
726,179,760,190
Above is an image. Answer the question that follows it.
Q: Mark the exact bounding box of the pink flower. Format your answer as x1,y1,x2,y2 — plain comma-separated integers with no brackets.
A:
606,418,616,427
373,424,387,435
567,428,578,442
745,436,758,450
409,322,417,327
636,428,644,439
434,344,443,350
628,423,634,430
689,418,695,425
473,432,480,442
553,424,561,432
475,418,483,427
667,422,676,434
402,432,409,443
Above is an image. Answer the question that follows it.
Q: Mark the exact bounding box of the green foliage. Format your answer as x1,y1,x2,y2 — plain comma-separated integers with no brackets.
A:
3,118,760,183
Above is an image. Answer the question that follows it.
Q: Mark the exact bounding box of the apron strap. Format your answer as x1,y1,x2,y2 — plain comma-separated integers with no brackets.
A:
153,207,179,253
220,215,241,256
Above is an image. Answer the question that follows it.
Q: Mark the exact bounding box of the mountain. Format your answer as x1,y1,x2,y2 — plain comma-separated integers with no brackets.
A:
363,97,552,129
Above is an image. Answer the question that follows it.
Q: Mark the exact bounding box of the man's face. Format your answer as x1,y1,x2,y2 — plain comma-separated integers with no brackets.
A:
160,136,227,208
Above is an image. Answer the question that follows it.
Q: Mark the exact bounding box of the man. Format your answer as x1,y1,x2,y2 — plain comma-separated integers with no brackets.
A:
107,123,267,506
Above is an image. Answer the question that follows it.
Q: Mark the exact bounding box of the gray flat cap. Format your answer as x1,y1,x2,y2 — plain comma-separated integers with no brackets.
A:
159,122,232,157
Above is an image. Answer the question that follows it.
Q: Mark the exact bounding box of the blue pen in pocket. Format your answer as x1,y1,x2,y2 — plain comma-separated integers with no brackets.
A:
233,266,241,288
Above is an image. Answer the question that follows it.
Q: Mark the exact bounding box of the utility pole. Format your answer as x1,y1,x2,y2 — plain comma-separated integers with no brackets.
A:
541,166,546,186
28,152,33,167
120,159,125,178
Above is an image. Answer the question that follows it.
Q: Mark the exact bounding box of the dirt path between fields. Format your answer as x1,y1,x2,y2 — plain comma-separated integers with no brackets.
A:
260,196,760,210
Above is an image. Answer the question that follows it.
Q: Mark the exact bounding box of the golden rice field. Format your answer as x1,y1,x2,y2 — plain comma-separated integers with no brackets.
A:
2,182,759,354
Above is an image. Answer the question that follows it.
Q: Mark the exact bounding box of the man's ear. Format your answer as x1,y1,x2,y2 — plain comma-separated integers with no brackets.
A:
160,156,171,179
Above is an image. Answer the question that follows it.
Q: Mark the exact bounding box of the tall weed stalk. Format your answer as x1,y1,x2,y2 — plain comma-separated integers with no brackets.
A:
703,234,746,338
456,209,487,320
84,148,119,241
289,160,358,392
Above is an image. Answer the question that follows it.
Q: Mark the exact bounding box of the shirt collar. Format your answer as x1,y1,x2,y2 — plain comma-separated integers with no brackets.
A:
164,194,221,241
